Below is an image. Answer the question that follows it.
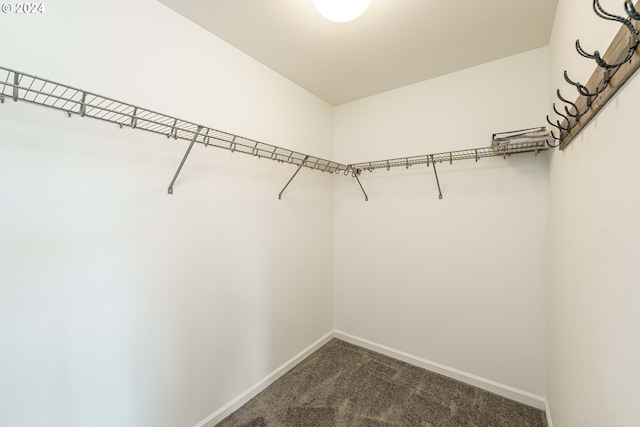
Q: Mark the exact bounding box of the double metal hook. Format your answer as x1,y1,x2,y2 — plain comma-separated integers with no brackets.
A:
548,71,607,144
575,0,639,69
545,114,567,146
564,70,608,100
626,0,640,20
556,89,585,119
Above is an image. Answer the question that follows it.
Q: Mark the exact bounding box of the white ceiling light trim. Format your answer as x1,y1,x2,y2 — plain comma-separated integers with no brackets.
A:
313,0,372,23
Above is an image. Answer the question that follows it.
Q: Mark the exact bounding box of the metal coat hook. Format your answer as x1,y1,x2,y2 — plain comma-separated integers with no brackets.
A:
626,0,640,20
547,137,561,148
546,115,566,134
594,45,637,69
556,89,585,120
575,0,639,69
594,0,637,33
553,103,574,130
564,70,608,98
546,115,570,146
548,0,640,150
576,39,596,60
564,103,581,120
563,70,588,95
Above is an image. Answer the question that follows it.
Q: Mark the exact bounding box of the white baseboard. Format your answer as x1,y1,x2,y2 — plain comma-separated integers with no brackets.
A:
193,331,334,427
195,329,548,426
333,330,547,411
545,399,554,427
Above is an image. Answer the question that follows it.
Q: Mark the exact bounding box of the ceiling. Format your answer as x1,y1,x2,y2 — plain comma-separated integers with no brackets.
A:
158,0,558,106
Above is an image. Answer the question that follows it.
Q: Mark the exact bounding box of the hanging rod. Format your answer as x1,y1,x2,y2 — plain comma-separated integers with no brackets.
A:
0,66,350,177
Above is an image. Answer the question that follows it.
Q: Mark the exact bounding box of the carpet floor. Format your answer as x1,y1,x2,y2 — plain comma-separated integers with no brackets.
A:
216,338,547,427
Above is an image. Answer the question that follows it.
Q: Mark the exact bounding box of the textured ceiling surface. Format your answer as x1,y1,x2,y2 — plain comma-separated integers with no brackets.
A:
158,0,558,106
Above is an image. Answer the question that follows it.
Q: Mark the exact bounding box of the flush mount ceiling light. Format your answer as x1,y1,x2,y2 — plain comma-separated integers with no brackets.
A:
313,0,372,23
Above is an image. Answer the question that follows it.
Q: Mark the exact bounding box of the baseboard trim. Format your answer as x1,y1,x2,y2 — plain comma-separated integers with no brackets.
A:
195,329,548,426
545,399,554,427
333,330,546,411
193,331,334,427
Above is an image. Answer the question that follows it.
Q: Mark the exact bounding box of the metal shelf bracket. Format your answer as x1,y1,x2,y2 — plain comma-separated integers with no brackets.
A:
350,166,369,201
279,155,309,199
167,125,203,194
430,155,443,200
12,72,18,102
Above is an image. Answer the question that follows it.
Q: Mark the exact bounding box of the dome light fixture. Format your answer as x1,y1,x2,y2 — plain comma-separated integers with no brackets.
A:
313,0,372,23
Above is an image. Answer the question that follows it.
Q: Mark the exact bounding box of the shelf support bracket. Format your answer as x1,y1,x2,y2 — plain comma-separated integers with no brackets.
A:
350,166,369,201
79,92,87,117
278,155,308,200
167,126,202,195
430,155,443,199
13,72,19,102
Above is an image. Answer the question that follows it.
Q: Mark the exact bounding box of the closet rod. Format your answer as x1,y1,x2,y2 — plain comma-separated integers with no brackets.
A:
0,66,350,177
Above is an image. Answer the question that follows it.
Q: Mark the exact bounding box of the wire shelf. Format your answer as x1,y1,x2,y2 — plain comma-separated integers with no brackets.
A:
0,66,349,175
350,141,548,173
1,65,550,199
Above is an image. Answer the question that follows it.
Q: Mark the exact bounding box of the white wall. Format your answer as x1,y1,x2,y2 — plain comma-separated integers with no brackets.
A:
548,0,640,425
10,0,639,424
333,47,550,398
0,1,334,426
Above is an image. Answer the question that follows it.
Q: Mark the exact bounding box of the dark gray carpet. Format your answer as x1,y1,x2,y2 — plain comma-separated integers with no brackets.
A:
216,339,547,427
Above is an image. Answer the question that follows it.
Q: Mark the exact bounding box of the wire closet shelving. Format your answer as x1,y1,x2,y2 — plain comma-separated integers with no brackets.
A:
0,65,549,200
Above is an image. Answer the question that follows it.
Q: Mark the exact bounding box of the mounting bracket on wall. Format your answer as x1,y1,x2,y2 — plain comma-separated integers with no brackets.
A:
349,166,369,201
430,155,443,199
279,155,309,199
168,125,203,194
